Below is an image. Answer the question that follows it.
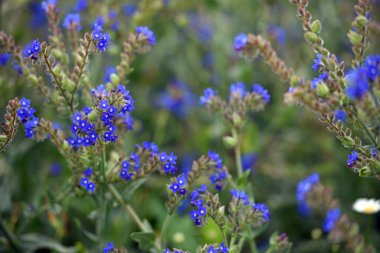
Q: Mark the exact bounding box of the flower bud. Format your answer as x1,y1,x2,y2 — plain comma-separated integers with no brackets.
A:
310,20,322,34
356,15,368,26
304,32,318,43
223,136,237,148
358,166,371,177
110,73,120,85
347,31,362,45
316,82,329,97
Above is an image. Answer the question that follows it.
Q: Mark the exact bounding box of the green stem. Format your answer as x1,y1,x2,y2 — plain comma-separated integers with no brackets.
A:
159,213,173,249
0,219,20,252
108,184,146,231
248,237,258,253
232,128,243,179
347,107,377,146
229,235,237,250
237,237,245,251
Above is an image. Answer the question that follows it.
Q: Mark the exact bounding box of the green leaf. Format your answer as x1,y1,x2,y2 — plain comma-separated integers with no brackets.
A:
130,231,156,251
125,178,147,202
19,233,76,253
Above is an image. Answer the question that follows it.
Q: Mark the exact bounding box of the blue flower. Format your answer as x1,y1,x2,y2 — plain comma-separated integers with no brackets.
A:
23,39,41,59
99,100,109,110
253,84,270,103
229,82,246,99
267,24,286,45
84,168,93,177
135,26,156,45
345,68,370,100
123,4,137,17
311,72,328,90
230,189,250,205
334,110,347,123
41,0,57,11
207,245,217,253
296,173,319,216
74,0,88,12
97,33,111,52
371,148,377,158
347,150,358,167
312,54,323,71
208,151,222,169
252,203,270,222
63,13,81,30
49,163,62,177
323,208,341,232
103,242,114,253
363,55,380,81
234,33,248,52
242,153,257,171
219,242,229,253
0,53,11,66
104,66,117,83
200,88,217,105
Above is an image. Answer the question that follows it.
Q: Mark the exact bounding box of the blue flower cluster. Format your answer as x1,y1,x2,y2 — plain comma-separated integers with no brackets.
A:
189,185,207,226
135,26,156,45
123,4,137,17
296,173,319,216
41,0,57,11
229,82,246,99
347,150,358,168
208,151,227,190
23,39,41,60
345,55,380,100
200,88,217,105
159,152,178,174
230,189,251,205
233,33,248,52
334,109,347,123
312,54,323,71
207,242,229,253
103,241,114,253
92,22,111,52
253,84,271,103
156,80,196,118
67,108,99,148
311,72,328,90
252,203,270,222
119,152,141,181
169,174,187,196
322,208,341,232
80,168,95,193
16,98,39,139
74,0,88,12
63,13,81,30
0,53,11,66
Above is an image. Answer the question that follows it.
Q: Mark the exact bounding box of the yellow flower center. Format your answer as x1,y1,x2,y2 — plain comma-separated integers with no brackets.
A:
362,206,376,214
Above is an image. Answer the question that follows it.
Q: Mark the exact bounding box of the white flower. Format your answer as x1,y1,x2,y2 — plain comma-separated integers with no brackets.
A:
352,198,380,214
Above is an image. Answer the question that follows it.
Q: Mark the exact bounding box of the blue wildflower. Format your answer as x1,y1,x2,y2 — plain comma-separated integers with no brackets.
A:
41,0,57,11
296,173,319,216
123,4,137,17
23,39,41,59
347,150,359,167
104,66,117,83
234,33,248,52
200,88,217,105
103,242,114,253
253,84,270,103
252,203,270,222
63,13,81,30
311,72,328,90
74,0,88,12
49,163,61,177
363,55,380,81
0,53,11,66
242,153,257,171
267,24,286,45
135,26,156,45
345,68,370,100
97,33,111,51
219,242,229,253
323,208,341,232
29,2,47,28
93,16,105,29
312,54,323,71
334,110,347,123
84,168,93,177
229,82,246,99
371,148,377,158
230,189,251,205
